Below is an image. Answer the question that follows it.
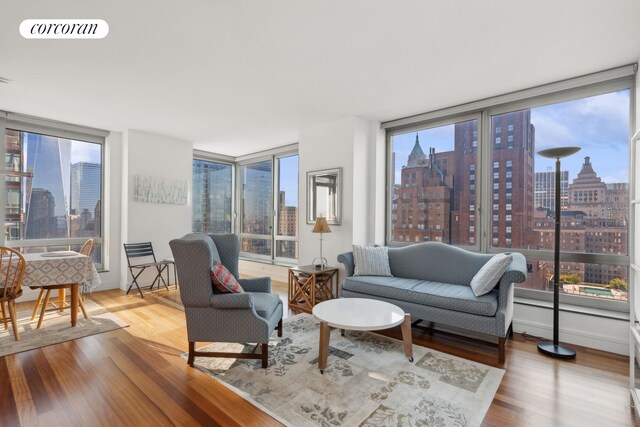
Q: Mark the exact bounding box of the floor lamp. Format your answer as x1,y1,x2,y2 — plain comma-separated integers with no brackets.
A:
537,146,580,359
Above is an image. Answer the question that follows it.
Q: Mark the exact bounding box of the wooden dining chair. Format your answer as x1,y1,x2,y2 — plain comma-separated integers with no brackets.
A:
30,239,94,324
0,246,27,340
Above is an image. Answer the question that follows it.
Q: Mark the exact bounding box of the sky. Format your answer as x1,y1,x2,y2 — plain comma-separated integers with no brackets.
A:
71,140,101,164
392,89,630,185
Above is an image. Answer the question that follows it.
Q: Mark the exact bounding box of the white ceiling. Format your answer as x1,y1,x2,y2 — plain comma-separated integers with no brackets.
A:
1,1,639,156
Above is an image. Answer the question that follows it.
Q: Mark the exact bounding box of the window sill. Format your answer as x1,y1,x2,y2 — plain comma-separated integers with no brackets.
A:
514,296,629,322
239,256,297,268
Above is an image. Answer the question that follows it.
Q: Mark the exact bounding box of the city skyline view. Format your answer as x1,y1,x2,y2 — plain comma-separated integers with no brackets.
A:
390,89,630,301
393,90,630,185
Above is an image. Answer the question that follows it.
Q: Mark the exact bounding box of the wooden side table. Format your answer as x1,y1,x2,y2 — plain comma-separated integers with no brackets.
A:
288,265,339,313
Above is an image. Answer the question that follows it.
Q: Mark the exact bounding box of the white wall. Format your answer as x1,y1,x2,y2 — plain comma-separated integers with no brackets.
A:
120,129,193,288
298,117,379,270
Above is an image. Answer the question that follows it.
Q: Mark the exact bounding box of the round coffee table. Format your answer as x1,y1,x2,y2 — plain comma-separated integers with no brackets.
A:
312,298,414,373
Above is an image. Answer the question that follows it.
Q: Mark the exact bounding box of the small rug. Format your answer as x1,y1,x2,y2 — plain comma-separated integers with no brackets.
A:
187,313,503,427
0,299,128,357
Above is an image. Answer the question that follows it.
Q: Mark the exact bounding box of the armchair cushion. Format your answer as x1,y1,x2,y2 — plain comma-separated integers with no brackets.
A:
211,262,244,294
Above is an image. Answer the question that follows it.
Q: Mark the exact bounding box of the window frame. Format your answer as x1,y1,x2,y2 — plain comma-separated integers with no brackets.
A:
0,111,108,268
233,145,299,265
383,67,635,312
385,111,482,252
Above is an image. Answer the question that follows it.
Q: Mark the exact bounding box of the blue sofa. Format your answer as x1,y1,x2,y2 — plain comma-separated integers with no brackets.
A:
337,242,526,363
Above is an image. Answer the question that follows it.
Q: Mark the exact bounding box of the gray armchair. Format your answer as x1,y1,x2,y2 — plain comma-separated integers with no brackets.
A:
169,233,283,368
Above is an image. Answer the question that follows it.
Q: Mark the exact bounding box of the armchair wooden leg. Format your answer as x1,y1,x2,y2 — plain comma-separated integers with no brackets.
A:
498,336,506,364
187,342,195,367
31,289,45,320
277,318,283,337
261,343,269,369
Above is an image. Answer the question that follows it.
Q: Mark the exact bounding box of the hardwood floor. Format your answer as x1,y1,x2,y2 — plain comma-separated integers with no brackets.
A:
1,284,638,427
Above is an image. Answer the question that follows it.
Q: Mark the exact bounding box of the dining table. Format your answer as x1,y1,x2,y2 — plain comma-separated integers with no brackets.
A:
22,251,101,327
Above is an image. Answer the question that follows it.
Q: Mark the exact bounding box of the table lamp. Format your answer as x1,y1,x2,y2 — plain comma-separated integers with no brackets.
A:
312,216,331,269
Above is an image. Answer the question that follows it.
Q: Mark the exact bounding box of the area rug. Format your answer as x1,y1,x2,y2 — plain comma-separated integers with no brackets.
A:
187,313,503,427
0,299,128,357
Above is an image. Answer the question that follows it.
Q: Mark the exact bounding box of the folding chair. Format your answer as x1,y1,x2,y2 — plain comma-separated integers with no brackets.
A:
124,242,171,298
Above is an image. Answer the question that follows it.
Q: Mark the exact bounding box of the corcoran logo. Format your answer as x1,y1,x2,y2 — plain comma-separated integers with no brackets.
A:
19,19,109,39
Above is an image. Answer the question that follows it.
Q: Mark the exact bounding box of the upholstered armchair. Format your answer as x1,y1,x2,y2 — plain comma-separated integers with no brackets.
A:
169,233,283,368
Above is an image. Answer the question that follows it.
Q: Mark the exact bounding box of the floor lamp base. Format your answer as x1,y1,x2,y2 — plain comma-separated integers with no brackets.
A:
537,342,576,359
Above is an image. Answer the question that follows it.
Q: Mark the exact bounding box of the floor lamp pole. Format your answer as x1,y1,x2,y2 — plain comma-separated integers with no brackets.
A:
537,146,580,360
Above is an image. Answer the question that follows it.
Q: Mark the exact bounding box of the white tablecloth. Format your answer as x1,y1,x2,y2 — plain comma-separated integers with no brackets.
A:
22,252,102,293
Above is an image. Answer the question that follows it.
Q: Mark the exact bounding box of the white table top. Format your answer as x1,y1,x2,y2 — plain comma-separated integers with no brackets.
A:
312,298,405,331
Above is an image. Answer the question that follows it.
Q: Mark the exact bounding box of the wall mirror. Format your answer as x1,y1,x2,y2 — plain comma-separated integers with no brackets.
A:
307,168,342,225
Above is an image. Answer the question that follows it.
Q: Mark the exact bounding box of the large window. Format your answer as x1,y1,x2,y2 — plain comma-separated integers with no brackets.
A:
2,125,105,266
239,159,273,257
192,159,232,233
385,71,633,308
238,153,299,262
489,91,630,303
389,118,478,247
275,155,299,260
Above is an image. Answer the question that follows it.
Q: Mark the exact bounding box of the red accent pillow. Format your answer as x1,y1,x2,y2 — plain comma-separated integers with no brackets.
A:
210,262,244,294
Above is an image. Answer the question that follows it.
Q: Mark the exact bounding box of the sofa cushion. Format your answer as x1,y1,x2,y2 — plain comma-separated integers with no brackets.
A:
470,253,513,297
343,276,498,317
353,245,392,276
250,292,281,319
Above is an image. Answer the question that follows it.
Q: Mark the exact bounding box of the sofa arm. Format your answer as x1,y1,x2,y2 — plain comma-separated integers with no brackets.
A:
210,293,254,309
497,252,527,307
337,252,355,277
238,276,271,293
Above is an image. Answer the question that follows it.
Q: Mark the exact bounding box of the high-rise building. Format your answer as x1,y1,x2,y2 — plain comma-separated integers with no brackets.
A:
392,135,454,244
192,160,232,233
25,188,56,239
24,133,71,238
535,169,569,211
70,162,101,215
452,111,536,248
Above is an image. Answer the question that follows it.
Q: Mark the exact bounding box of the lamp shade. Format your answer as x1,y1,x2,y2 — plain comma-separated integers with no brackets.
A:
312,216,331,233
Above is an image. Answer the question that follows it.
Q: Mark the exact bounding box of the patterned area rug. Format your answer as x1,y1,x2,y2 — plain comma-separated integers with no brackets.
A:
188,313,503,427
0,299,128,357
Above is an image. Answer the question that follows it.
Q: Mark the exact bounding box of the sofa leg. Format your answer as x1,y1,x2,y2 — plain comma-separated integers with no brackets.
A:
277,318,283,337
498,336,506,364
509,322,514,338
261,343,269,368
188,342,195,367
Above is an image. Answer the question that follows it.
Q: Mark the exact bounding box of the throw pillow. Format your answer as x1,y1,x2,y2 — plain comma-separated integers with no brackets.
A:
353,245,392,277
470,253,513,297
210,261,244,294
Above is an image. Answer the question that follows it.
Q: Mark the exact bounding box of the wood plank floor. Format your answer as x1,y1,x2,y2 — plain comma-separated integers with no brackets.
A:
1,284,638,427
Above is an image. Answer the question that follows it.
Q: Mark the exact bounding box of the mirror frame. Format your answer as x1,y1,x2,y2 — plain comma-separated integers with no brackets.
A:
306,167,342,225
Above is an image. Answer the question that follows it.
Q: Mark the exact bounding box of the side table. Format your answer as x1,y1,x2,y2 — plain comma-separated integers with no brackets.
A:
288,265,339,313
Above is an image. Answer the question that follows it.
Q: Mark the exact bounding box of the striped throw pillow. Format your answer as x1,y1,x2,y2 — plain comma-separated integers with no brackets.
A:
353,245,392,277
210,262,244,294
470,253,512,297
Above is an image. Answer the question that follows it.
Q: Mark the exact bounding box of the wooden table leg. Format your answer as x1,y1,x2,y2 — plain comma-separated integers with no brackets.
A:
319,321,330,373
70,283,79,327
401,313,414,362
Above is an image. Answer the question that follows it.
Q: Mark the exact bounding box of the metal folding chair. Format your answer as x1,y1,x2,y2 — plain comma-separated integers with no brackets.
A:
123,242,172,298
